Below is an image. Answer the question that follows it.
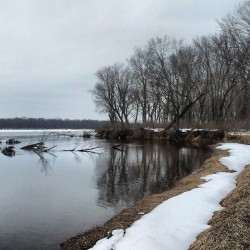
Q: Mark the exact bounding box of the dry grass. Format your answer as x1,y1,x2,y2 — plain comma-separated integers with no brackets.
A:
61,147,228,250
238,135,250,145
225,133,250,145
189,166,250,250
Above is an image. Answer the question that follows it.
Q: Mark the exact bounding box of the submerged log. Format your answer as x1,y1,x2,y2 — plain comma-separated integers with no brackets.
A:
21,142,45,150
6,138,21,144
2,146,15,157
21,142,56,152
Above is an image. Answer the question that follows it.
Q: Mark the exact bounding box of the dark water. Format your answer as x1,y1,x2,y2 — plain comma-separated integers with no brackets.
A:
0,130,211,250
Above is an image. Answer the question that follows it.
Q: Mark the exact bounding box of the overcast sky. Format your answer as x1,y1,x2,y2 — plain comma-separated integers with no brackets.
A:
0,0,243,120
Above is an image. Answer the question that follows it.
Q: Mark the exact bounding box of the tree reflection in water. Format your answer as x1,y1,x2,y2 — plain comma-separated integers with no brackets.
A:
95,143,211,212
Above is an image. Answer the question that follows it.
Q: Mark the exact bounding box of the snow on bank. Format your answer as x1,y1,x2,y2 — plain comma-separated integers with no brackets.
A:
217,143,250,172
90,143,250,250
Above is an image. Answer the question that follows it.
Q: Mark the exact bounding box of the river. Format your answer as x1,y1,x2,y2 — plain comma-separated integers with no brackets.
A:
0,130,211,250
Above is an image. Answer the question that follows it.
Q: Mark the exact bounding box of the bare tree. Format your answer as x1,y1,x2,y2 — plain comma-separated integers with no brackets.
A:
129,47,151,124
91,66,117,125
91,64,135,128
194,33,242,124
219,1,250,121
148,37,208,129
91,2,250,130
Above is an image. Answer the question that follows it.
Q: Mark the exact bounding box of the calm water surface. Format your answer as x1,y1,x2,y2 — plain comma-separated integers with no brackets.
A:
0,130,211,249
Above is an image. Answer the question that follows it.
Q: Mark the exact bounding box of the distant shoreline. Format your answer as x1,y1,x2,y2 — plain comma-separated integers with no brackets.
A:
0,117,108,130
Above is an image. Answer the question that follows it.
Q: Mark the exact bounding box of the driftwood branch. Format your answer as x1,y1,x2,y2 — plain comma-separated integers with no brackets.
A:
21,142,45,150
78,146,101,152
63,143,102,153
42,145,57,152
21,142,56,152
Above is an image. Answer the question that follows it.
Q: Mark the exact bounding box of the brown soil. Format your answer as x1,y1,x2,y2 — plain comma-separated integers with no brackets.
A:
96,128,225,145
61,147,229,250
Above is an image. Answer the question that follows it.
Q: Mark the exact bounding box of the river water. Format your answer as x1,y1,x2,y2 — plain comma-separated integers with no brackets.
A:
0,130,211,250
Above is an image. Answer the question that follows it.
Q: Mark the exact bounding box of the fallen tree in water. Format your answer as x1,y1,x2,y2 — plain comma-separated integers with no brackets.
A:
21,142,56,152
21,142,45,150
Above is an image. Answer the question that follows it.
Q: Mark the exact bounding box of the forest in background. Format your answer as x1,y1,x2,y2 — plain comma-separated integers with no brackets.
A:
91,1,250,130
0,118,108,129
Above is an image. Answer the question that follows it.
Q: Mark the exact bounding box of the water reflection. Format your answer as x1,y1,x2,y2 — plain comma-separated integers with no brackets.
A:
35,151,56,175
95,143,211,212
0,131,212,249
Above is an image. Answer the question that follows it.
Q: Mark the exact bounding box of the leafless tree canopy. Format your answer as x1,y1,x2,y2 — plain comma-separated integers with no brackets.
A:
91,1,250,129
91,64,136,128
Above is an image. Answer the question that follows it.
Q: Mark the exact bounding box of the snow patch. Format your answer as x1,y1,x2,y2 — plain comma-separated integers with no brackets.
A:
89,229,124,250
90,143,250,250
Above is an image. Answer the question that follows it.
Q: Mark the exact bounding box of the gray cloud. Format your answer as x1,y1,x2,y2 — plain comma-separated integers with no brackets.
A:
0,0,243,119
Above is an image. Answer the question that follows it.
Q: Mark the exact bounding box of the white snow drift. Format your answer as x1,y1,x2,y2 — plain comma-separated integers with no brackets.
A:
90,143,250,250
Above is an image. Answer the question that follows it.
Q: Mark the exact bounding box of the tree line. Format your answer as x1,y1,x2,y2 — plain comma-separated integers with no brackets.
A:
0,118,108,129
91,1,250,130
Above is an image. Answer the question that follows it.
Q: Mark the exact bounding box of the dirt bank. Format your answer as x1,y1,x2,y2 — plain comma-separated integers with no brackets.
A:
95,128,225,146
61,147,229,250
